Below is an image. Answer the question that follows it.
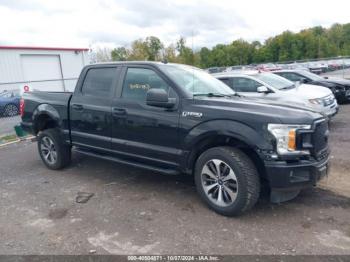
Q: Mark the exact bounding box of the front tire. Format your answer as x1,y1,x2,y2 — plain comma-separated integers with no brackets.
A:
37,128,71,170
195,146,260,216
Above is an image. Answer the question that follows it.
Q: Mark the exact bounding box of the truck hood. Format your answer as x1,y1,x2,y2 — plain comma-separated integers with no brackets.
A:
192,96,323,125
283,84,332,99
320,77,350,88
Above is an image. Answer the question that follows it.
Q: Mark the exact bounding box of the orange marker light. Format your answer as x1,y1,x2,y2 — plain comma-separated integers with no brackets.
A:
288,129,296,151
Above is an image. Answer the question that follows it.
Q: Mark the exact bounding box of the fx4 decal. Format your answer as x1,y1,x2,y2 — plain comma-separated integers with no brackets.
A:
182,111,203,118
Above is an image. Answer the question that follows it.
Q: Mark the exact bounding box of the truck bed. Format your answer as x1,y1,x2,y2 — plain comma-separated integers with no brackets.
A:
21,91,73,134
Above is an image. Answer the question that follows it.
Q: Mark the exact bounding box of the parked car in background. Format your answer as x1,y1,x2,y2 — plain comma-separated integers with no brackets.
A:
256,63,282,72
307,62,328,74
327,60,343,71
214,71,338,118
21,62,330,216
206,67,226,74
274,70,350,103
0,89,20,117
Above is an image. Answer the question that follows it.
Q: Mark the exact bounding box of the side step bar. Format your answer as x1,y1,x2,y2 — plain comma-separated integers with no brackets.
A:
73,148,180,175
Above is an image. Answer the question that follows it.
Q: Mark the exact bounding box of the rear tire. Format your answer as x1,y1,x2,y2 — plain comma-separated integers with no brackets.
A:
37,128,71,170
195,146,260,216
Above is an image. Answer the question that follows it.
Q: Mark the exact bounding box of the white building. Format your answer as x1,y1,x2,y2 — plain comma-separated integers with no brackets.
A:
0,46,89,93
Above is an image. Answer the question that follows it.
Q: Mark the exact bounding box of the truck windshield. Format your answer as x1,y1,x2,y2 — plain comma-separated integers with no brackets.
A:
254,73,295,90
160,64,235,96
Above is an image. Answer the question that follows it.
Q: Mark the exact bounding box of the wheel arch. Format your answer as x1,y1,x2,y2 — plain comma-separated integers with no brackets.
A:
183,120,268,179
32,104,61,134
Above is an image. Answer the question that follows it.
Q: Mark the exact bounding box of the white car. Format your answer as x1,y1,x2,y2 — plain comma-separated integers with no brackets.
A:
213,71,339,118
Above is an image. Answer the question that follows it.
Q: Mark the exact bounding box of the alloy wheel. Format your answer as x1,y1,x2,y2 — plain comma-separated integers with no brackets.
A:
201,159,238,207
40,136,57,165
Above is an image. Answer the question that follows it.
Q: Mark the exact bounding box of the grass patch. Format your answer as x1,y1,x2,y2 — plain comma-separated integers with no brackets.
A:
0,134,18,144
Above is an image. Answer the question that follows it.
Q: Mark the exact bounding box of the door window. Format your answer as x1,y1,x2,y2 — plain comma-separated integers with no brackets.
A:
232,77,261,92
218,78,233,88
122,68,172,102
279,72,304,82
82,67,116,97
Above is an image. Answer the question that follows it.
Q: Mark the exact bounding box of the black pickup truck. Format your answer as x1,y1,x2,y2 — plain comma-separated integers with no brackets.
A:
21,62,330,216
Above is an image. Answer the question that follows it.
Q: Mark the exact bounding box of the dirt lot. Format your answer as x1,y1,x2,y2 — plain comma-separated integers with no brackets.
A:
0,106,349,255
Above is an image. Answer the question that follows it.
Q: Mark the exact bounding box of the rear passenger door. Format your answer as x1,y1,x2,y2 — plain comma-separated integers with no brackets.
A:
70,66,120,150
111,66,181,168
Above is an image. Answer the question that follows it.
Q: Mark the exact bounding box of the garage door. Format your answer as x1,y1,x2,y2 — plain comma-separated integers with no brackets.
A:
21,54,65,92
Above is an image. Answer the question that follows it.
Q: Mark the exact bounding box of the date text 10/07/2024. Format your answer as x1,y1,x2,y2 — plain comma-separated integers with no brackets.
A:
127,256,220,261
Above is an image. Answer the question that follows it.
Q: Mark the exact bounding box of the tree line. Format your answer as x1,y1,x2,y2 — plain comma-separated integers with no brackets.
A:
106,23,350,68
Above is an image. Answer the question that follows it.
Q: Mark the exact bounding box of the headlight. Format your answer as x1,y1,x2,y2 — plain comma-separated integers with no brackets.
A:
308,98,323,105
267,124,311,155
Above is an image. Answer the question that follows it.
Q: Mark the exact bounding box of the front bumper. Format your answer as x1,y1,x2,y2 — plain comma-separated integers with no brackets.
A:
335,89,350,102
324,105,339,117
264,156,329,191
346,89,350,100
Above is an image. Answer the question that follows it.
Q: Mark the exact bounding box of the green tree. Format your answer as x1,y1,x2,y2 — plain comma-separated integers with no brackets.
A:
144,36,163,61
111,47,129,61
176,37,195,65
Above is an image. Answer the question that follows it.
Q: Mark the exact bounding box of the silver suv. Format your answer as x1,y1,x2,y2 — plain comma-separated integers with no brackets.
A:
214,71,338,118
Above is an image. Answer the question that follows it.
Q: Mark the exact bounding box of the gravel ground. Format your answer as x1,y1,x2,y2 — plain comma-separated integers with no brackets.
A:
0,106,349,255
0,115,21,136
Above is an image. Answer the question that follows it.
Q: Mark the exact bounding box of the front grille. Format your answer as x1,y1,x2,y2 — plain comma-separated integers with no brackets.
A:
322,95,335,106
317,148,330,161
312,120,329,160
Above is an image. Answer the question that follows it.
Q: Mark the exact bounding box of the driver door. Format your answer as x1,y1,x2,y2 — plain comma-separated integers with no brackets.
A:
111,66,181,168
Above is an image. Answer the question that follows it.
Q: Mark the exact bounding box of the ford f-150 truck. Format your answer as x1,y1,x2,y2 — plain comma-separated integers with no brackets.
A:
21,62,330,216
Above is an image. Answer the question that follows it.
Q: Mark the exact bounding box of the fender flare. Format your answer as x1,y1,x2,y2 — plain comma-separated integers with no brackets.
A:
183,119,271,150
182,120,273,171
32,104,61,133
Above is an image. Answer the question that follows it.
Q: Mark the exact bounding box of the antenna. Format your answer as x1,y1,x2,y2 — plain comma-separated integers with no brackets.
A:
192,29,195,98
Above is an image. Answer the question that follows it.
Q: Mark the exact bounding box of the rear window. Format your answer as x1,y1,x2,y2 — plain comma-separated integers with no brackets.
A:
82,68,116,96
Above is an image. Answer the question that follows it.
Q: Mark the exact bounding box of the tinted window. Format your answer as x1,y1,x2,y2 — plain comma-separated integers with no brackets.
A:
82,68,115,96
218,78,232,88
232,77,261,92
122,68,170,102
278,72,303,82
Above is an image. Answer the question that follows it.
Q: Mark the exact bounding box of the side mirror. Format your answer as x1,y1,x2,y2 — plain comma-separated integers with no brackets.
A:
257,86,270,93
146,88,175,108
300,78,308,83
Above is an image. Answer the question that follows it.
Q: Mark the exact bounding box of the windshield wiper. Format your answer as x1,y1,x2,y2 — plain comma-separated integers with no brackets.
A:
193,93,226,97
280,84,295,90
227,93,242,98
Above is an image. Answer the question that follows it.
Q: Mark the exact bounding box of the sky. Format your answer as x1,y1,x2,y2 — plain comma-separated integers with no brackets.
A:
0,0,349,49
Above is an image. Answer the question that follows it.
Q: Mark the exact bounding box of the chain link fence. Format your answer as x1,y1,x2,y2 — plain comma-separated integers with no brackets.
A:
0,78,77,118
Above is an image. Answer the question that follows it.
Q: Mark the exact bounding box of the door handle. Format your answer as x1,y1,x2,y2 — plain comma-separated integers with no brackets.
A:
72,104,84,111
112,107,126,115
